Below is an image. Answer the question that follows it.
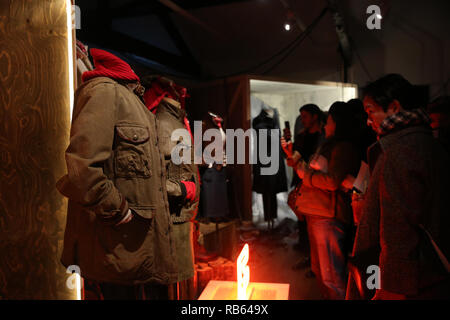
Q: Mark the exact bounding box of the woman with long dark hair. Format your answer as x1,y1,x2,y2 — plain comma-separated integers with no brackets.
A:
284,101,362,299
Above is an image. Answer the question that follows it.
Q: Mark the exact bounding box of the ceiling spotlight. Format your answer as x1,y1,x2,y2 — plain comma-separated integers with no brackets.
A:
284,23,291,31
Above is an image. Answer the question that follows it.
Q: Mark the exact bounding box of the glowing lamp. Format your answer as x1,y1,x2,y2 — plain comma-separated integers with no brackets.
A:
237,243,250,300
198,244,289,300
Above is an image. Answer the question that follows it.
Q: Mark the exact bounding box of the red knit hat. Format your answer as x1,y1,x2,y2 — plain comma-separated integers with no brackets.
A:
82,48,140,83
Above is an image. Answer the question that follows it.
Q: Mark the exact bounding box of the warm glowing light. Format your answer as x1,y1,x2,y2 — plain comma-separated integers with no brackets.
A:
66,265,82,300
66,2,79,299
199,242,289,300
237,243,250,300
66,0,74,122
75,273,81,300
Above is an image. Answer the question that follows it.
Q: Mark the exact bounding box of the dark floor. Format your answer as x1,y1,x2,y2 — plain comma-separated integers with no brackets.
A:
239,218,323,300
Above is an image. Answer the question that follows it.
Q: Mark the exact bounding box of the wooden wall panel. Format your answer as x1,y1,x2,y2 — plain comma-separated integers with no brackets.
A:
0,0,74,299
224,77,252,222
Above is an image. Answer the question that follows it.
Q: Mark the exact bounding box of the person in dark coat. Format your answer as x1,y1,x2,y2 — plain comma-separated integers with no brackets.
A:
289,104,325,187
348,74,450,300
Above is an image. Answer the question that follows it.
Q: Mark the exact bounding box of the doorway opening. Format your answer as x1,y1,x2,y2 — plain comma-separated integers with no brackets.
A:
249,78,357,228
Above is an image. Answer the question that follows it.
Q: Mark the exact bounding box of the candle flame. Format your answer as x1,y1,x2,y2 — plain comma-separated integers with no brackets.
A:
237,243,249,300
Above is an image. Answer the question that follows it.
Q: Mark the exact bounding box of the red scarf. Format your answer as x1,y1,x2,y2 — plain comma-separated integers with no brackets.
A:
143,77,188,113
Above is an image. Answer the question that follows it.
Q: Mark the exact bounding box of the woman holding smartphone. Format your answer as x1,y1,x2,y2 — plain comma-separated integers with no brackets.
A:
282,101,362,299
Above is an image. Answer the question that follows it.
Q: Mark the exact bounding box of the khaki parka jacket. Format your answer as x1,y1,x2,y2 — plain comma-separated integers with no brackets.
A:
56,77,178,285
155,97,200,281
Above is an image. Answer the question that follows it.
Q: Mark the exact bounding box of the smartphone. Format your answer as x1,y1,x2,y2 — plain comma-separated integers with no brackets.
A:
284,121,291,142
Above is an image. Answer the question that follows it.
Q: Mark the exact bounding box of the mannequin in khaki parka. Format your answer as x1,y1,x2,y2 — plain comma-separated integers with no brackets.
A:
144,77,200,285
56,49,179,296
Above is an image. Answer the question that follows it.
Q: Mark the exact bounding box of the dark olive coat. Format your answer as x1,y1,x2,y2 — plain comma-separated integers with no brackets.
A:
57,77,178,285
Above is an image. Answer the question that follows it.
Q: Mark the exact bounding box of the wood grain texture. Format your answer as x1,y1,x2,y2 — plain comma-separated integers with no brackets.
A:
0,0,74,299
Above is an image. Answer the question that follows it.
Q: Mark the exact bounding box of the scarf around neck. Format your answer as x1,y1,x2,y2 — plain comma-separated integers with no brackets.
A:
377,108,431,137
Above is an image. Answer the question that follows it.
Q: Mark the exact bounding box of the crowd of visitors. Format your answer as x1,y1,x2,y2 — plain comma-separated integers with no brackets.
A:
281,74,450,300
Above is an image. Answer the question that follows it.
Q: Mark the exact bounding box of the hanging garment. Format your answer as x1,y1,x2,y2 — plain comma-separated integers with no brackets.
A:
252,108,288,195
199,166,230,218
261,192,278,222
197,112,230,219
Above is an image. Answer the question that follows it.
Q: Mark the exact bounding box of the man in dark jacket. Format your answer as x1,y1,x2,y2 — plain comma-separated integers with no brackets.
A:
283,104,325,272
350,74,450,300
289,104,325,187
56,49,178,299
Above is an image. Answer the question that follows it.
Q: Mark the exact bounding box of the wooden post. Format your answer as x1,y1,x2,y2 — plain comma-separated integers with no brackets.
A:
0,0,76,299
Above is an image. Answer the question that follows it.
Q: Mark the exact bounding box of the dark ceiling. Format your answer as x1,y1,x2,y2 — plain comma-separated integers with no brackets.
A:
77,0,257,78
74,0,450,86
75,0,352,80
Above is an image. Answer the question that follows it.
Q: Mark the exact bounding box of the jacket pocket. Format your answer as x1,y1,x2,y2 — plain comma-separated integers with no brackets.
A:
129,205,155,220
114,124,152,178
95,210,155,282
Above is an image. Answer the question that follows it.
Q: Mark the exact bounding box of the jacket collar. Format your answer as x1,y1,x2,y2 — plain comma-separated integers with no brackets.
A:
159,97,186,120
367,125,432,172
378,125,432,151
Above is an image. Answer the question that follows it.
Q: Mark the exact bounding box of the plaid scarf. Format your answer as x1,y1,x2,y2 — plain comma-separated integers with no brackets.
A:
377,108,431,137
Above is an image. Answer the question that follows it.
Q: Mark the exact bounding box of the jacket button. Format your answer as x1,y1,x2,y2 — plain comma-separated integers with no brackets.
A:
133,134,138,141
